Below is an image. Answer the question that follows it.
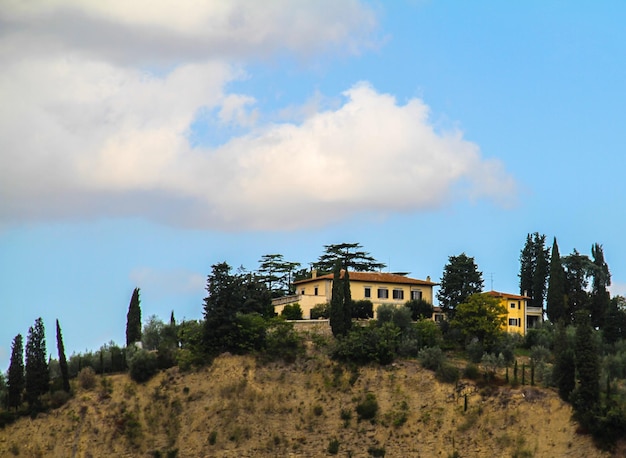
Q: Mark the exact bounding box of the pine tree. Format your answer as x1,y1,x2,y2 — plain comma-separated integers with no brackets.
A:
126,287,142,346
546,238,567,323
314,242,386,273
437,253,484,320
25,317,49,408
56,319,70,393
7,334,24,410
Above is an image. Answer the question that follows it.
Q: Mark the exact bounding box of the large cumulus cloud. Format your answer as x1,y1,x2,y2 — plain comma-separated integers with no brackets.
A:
0,0,516,230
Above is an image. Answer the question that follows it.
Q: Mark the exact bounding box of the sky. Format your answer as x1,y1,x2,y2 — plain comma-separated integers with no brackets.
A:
2,0,626,372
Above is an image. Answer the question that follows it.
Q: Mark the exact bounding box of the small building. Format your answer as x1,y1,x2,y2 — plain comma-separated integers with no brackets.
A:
273,270,437,319
484,290,543,335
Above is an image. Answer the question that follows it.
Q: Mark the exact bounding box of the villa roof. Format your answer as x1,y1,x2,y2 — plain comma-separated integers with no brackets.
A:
294,271,437,286
485,290,530,300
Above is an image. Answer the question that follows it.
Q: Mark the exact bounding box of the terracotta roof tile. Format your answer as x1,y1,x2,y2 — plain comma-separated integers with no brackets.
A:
294,271,437,286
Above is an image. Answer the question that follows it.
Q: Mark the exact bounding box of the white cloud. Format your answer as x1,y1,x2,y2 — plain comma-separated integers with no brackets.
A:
129,267,205,295
0,0,517,231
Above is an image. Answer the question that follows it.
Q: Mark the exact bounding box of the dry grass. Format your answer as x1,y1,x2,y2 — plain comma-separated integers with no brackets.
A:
0,345,615,458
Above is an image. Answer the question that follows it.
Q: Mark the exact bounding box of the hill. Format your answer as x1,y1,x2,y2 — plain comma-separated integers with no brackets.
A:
0,350,613,458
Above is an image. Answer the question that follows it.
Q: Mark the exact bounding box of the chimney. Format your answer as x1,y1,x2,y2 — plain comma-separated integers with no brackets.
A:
426,276,431,282
312,269,317,279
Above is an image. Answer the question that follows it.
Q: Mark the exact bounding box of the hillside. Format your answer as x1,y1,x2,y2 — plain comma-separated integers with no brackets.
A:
0,350,614,458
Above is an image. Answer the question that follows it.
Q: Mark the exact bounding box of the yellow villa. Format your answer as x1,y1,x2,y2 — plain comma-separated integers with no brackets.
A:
273,270,437,319
484,290,543,335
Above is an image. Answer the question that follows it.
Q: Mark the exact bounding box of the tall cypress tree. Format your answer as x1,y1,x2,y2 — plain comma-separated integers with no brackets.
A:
126,287,142,346
56,319,71,393
590,243,610,329
342,268,352,334
573,311,600,424
546,238,567,323
329,260,346,337
25,318,49,408
7,334,24,410
519,233,550,310
552,322,575,401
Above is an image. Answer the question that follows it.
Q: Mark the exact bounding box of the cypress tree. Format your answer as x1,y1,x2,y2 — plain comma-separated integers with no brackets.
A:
553,322,575,401
546,238,567,323
343,268,352,334
7,334,24,410
519,233,550,310
25,318,49,408
573,311,600,418
56,320,70,393
330,261,346,337
590,243,610,329
126,287,142,346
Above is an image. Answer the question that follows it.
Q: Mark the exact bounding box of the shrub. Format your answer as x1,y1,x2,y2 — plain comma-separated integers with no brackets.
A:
368,446,386,457
376,304,395,324
466,339,484,363
281,303,303,320
78,367,97,390
264,319,304,363
208,430,217,445
128,349,158,383
328,438,340,454
352,300,374,319
310,303,329,319
436,362,460,384
332,322,398,365
49,389,71,408
392,306,413,332
404,299,434,320
418,346,445,371
463,363,480,380
356,393,379,420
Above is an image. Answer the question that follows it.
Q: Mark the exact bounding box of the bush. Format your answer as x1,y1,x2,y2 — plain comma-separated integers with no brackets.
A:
404,299,434,320
376,304,395,324
310,303,329,319
392,306,413,332
332,322,399,365
466,339,484,363
328,438,340,454
78,367,96,390
128,349,158,383
264,319,304,363
281,303,303,320
418,346,445,371
436,362,460,384
356,393,379,421
49,389,71,408
352,300,374,319
463,363,480,380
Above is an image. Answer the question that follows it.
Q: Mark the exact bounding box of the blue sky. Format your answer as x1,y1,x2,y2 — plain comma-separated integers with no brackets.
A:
2,1,626,372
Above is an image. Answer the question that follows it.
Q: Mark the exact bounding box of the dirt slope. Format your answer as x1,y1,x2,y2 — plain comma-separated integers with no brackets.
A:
0,353,612,457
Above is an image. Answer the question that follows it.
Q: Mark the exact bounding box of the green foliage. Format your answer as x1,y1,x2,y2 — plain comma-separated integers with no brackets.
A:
546,238,567,323
330,261,352,337
310,303,329,319
142,315,165,351
563,250,594,322
314,242,386,273
418,346,445,371
231,313,267,354
524,323,554,349
590,243,611,329
356,393,379,420
77,367,96,390
128,349,158,383
572,312,600,419
463,363,481,380
208,430,217,445
257,253,300,297
126,287,142,346
367,445,386,457
519,232,550,309
553,323,575,400
264,318,304,363
436,362,460,384
203,262,272,355
604,296,626,344
25,317,49,409
451,293,506,351
332,322,400,365
437,252,484,320
280,303,303,320
352,300,374,319
391,306,413,332
7,334,24,410
56,320,71,393
481,353,505,381
327,437,340,454
404,299,434,320
376,304,395,324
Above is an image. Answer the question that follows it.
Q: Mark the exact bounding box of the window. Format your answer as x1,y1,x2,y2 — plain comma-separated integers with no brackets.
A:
393,289,404,300
314,286,318,296
518,301,521,310
301,289,305,295
377,288,389,299
509,318,518,327
434,314,444,322
510,303,516,309
364,287,371,298
411,290,422,301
